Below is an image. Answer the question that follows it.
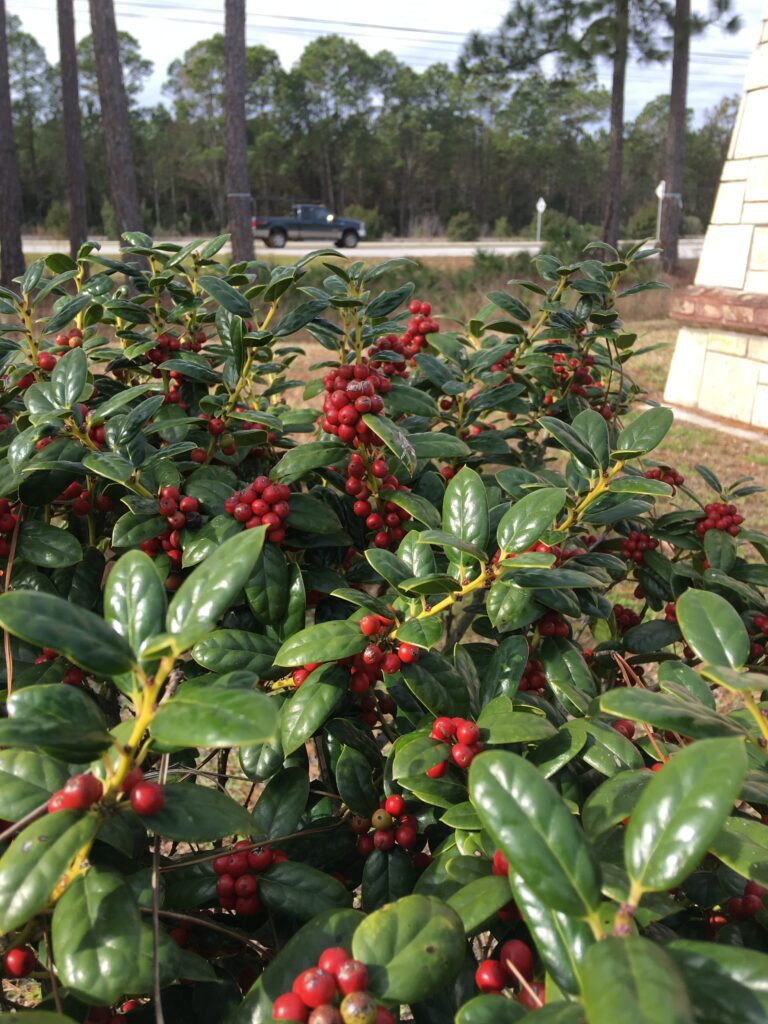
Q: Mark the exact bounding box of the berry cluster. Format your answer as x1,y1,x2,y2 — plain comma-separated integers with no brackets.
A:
146,330,205,369
644,465,684,493
346,453,411,550
223,476,291,544
0,498,18,562
320,362,389,446
33,645,84,686
427,716,483,775
664,602,677,623
3,945,36,979
613,603,641,633
366,298,439,377
57,479,112,518
726,880,766,921
351,796,425,861
291,653,397,731
619,530,659,564
48,771,103,813
213,840,277,917
271,946,393,1023
517,657,546,693
536,611,569,638
474,938,543,1010
541,351,606,417
53,325,84,349
138,485,203,590
695,502,743,539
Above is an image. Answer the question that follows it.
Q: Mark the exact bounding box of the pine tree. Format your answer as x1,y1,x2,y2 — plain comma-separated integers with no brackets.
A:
57,0,88,257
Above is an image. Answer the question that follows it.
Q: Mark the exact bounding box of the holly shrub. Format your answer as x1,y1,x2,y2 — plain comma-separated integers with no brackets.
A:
0,235,767,1024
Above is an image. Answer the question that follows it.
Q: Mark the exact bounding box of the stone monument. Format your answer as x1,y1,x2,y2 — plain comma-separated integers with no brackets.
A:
664,2,768,427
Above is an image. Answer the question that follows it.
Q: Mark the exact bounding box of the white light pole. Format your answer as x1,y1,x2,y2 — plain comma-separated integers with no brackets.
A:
655,180,665,243
535,197,546,243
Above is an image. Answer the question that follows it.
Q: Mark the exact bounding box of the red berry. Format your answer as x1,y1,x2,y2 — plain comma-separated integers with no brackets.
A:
292,967,337,1009
371,459,389,478
612,720,635,740
190,448,206,463
235,873,258,897
37,351,57,371
430,717,456,742
394,823,417,848
130,781,165,816
450,743,474,769
4,946,35,978
273,992,309,1021
456,721,480,745
492,850,509,876
308,1008,342,1024
208,417,226,435
359,615,379,637
318,947,351,977
426,758,448,779
397,642,419,664
499,939,534,983
380,653,401,675
384,794,405,816
336,959,368,995
475,959,506,993
373,828,395,851
518,982,546,1010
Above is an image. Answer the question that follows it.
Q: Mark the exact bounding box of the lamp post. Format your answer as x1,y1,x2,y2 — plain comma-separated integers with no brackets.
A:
535,197,546,243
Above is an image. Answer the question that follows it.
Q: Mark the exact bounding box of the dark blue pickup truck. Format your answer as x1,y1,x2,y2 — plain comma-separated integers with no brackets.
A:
251,204,366,249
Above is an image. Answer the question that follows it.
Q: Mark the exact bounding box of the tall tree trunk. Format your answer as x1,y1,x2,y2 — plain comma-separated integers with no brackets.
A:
601,0,629,249
225,0,254,262
88,0,141,237
0,0,24,288
57,0,88,258
660,0,690,273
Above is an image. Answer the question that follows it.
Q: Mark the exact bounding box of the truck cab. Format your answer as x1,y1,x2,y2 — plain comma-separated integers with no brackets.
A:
251,203,365,249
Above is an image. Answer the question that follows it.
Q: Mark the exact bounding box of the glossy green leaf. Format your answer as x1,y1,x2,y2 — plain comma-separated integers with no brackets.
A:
447,874,511,934
151,686,277,748
281,663,349,755
625,737,747,893
442,467,489,571
581,936,693,1024
509,869,593,996
709,816,768,887
0,749,69,820
230,909,362,1024
198,273,252,316
667,940,768,1024
260,861,350,920
600,688,747,740
362,848,417,913
477,696,556,744
539,416,600,470
103,549,165,682
245,542,290,625
52,868,142,1005
401,651,471,718
191,629,277,674
496,488,566,554
50,347,87,408
469,750,601,918
166,526,266,647
676,589,749,669
0,591,135,676
352,894,466,1004
252,766,309,838
269,440,348,484
336,746,379,816
274,619,367,667
615,407,673,458
133,783,255,841
540,637,596,698
0,812,99,932
16,521,82,568
0,684,111,760
455,995,526,1023
363,412,417,474
582,770,650,839
379,487,441,528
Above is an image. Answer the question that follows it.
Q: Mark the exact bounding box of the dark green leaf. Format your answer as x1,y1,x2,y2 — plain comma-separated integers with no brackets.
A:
133,783,255,841
676,589,749,669
252,767,309,838
274,620,367,667
281,663,349,755
260,861,350,921
615,407,674,458
16,522,82,568
497,489,566,554
152,687,278,748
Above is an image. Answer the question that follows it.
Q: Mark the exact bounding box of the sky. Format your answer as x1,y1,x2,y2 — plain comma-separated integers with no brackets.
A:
7,0,765,123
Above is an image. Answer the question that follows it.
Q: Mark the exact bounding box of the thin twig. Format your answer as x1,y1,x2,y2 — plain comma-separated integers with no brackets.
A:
3,510,21,695
43,928,62,1014
158,819,346,873
152,753,170,1024
0,799,49,844
142,908,271,957
503,959,544,1008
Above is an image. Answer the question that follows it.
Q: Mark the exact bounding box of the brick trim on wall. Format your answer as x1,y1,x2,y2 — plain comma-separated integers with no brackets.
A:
670,287,768,335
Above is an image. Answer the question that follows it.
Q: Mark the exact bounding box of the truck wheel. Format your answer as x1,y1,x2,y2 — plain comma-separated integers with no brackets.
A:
268,229,287,249
339,230,359,249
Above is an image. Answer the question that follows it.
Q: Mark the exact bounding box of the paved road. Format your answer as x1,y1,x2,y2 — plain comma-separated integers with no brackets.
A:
22,237,705,260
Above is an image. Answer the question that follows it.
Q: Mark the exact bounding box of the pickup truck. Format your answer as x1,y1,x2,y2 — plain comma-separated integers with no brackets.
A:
251,204,365,249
